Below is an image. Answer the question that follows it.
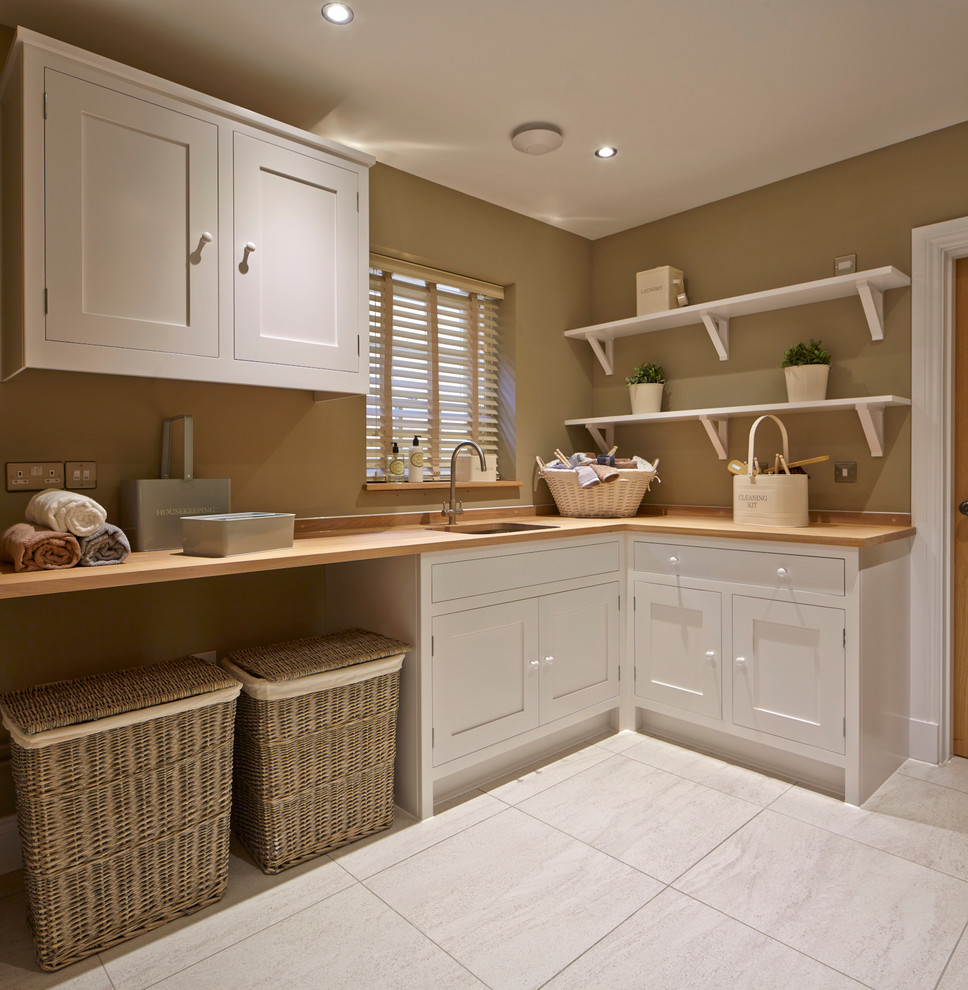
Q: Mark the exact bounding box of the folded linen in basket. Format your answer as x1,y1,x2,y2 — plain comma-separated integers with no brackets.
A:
588,463,620,483
0,522,81,572
78,523,131,566
25,489,107,537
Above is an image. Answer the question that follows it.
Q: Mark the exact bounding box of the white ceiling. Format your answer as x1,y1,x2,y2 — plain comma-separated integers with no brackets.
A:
1,0,967,239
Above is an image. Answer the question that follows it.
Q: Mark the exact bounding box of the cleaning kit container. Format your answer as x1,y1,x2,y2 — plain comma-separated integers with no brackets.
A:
732,414,809,527
0,657,241,970
219,628,410,874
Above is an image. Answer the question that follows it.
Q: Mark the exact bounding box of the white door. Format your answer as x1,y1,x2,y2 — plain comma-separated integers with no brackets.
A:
44,69,219,356
633,581,722,720
538,583,620,721
732,596,845,754
431,600,540,765
233,132,360,372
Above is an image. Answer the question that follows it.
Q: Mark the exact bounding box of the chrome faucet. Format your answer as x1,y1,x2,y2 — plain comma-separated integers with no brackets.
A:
442,440,487,525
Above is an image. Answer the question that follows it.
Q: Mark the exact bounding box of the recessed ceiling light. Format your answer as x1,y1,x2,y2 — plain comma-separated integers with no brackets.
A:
511,123,564,155
321,3,354,24
595,146,618,159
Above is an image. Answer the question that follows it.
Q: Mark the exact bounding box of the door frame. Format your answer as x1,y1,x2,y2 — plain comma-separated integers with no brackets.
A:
911,215,968,764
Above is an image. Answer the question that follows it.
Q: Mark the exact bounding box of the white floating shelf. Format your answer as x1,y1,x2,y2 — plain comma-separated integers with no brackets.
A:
565,395,911,459
565,266,911,373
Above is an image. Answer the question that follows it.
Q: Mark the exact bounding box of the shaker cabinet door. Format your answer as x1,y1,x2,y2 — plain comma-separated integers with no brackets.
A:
731,596,845,754
432,600,540,765
233,132,361,373
538,583,620,721
44,68,219,357
633,581,723,720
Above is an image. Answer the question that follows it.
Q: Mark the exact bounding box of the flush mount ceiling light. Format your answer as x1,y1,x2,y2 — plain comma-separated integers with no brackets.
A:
511,123,564,156
321,3,354,24
595,146,618,159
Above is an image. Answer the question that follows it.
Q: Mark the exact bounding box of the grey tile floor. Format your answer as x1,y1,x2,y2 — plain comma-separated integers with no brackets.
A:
3,732,968,989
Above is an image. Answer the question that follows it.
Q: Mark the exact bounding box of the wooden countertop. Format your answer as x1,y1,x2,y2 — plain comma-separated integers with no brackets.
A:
0,511,914,601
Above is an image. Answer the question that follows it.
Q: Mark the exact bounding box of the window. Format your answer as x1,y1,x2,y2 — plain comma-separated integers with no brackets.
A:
367,255,503,480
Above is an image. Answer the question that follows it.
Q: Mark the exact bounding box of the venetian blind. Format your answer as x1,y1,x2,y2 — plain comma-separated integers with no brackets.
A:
367,256,503,480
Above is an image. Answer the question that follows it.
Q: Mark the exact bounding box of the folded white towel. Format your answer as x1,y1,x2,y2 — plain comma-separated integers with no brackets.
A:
25,489,107,537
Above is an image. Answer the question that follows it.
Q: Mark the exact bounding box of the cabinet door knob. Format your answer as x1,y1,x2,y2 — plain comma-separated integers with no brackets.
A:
239,241,257,273
705,650,716,659
544,656,555,665
189,231,213,265
529,659,540,668
735,656,747,665
777,567,788,577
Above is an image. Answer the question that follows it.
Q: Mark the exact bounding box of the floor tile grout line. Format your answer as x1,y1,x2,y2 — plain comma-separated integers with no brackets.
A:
530,883,671,990
932,915,968,990
895,769,968,799
764,801,968,884
358,880,495,990
99,869,364,990
339,798,510,883
673,888,879,990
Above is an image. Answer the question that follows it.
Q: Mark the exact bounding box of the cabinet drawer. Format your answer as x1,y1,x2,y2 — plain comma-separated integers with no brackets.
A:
432,540,620,603
632,541,844,596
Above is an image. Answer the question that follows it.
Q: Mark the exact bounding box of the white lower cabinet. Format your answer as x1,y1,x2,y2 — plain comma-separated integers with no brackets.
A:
432,581,620,766
630,534,910,806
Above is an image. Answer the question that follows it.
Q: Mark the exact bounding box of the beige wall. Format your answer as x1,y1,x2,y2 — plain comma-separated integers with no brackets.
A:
585,121,968,512
0,28,592,813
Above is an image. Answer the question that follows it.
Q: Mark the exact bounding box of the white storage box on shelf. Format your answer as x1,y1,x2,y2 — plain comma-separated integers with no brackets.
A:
635,266,684,315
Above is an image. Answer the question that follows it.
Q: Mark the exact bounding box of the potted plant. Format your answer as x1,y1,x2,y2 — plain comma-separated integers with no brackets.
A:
626,362,666,414
782,338,830,402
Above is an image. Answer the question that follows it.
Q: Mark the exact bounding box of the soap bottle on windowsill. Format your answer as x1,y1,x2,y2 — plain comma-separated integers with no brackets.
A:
386,442,406,483
407,436,425,483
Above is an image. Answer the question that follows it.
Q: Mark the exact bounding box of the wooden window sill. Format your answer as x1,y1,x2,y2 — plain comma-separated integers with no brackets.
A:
363,481,522,491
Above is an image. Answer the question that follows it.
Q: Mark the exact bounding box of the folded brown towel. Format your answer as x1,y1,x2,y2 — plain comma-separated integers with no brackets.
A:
0,523,81,572
589,463,620,483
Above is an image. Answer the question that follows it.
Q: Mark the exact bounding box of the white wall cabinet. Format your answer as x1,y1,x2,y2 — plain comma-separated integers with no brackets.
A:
629,534,908,804
0,29,372,395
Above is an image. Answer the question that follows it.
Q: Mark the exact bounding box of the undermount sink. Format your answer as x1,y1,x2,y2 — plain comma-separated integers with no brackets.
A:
427,521,559,535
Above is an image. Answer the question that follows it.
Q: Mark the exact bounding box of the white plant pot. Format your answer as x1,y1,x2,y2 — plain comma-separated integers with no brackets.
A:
784,364,829,403
629,382,664,414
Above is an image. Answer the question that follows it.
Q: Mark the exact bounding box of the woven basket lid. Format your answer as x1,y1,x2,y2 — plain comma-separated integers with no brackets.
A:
0,656,238,736
224,628,411,683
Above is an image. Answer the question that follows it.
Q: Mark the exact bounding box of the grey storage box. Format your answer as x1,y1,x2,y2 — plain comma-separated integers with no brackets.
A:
120,415,231,551
181,512,296,557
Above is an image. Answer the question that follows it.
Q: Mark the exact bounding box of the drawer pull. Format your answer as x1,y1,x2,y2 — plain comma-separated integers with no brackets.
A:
777,567,788,577
669,555,679,568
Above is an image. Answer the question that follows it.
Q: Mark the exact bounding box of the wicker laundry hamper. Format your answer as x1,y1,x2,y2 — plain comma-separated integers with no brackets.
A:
0,657,241,971
220,628,410,874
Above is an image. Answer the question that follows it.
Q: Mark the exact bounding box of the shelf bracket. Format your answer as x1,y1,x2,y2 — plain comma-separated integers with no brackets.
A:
585,424,615,454
700,312,729,361
855,280,885,341
587,337,614,376
698,416,729,459
855,402,886,457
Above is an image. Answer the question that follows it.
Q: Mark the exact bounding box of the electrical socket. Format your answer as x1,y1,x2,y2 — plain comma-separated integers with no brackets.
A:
192,650,218,665
834,461,857,483
834,254,857,276
5,461,64,492
65,461,97,489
